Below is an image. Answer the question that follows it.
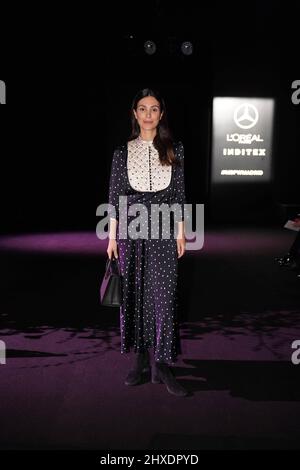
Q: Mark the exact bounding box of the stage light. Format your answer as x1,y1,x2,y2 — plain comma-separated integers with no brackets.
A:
181,41,193,56
144,40,156,55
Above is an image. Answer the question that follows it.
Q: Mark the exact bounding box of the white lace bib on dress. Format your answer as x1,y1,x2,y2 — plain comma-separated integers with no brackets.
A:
127,137,172,192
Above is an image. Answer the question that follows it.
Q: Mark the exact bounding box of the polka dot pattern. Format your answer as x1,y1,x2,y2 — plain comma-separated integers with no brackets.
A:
108,139,186,365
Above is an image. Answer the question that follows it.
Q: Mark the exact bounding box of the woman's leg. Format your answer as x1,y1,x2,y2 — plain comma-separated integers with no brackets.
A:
124,348,150,386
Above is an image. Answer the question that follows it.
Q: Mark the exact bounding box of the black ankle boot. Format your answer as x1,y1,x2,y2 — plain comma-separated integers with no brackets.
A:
151,361,161,384
124,350,150,386
152,362,188,397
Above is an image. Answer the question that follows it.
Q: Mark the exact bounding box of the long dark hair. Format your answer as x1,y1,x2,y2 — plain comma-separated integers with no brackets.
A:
128,88,180,167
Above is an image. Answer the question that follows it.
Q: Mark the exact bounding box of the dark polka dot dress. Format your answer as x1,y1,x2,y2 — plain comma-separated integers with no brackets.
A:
108,136,186,365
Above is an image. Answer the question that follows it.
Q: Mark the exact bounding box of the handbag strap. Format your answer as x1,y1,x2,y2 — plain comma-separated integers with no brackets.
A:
105,256,121,279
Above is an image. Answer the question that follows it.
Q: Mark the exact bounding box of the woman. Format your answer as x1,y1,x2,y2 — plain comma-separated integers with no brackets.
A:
107,88,188,397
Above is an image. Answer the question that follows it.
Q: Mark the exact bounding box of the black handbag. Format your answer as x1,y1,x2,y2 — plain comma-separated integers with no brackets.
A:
100,256,123,307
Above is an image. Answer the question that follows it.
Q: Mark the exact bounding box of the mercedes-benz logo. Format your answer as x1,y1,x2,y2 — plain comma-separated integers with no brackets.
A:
233,103,259,129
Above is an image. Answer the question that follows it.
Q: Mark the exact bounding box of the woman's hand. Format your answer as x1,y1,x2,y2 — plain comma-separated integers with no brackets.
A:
177,237,186,258
107,239,119,259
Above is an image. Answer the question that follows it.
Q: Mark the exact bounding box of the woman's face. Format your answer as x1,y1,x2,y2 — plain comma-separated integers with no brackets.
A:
133,96,163,132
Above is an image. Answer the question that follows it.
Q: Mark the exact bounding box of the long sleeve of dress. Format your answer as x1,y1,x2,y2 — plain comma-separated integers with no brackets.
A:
108,148,123,222
172,141,186,223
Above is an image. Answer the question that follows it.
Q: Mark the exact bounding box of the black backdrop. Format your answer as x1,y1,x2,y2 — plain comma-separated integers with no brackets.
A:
1,0,299,234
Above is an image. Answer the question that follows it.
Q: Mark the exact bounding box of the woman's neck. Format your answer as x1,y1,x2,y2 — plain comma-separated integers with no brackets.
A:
139,130,156,142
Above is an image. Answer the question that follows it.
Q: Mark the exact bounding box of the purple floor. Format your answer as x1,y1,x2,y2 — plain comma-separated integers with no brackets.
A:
0,226,300,450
